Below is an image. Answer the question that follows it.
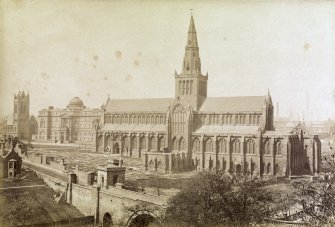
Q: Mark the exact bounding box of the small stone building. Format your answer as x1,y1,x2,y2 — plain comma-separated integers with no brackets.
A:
97,161,126,188
0,148,22,178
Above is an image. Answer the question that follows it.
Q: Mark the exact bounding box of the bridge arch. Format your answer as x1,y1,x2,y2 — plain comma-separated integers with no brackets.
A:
102,212,113,227
126,210,160,227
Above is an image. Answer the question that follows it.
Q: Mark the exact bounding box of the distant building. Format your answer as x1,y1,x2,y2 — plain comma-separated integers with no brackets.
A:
1,91,30,140
95,16,321,177
35,97,100,145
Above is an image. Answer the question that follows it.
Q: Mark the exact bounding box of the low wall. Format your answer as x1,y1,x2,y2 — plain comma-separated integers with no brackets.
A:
24,215,95,227
23,160,68,181
34,171,67,193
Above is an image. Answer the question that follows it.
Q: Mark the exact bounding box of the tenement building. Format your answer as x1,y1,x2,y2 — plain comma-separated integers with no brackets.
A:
1,91,30,140
96,16,321,177
36,97,100,145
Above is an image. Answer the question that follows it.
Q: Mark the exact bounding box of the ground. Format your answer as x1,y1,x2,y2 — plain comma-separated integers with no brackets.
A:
0,169,84,226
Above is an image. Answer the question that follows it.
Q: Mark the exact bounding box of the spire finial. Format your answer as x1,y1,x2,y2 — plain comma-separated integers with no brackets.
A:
190,8,193,16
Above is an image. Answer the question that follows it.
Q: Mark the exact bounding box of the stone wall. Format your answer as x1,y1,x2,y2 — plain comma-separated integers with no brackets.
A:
74,167,95,186
35,171,67,193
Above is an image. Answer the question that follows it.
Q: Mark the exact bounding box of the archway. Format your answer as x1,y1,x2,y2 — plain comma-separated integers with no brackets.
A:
102,212,112,227
236,164,242,174
267,163,271,175
114,142,120,154
127,213,159,227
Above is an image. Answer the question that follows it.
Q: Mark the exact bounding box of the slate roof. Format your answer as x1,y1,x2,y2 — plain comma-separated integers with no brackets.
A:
104,96,266,113
105,98,174,113
199,96,266,113
194,125,261,135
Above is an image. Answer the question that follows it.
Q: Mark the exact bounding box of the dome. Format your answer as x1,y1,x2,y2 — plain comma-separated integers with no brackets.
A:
67,97,84,109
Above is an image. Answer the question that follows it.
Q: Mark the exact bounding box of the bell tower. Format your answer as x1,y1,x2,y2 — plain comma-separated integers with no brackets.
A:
175,15,208,111
13,91,30,140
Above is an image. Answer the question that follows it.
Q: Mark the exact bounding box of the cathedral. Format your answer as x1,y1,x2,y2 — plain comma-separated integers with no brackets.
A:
1,91,32,140
96,16,321,177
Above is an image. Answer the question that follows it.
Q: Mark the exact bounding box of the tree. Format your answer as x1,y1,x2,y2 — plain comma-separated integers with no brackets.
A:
289,178,335,225
164,171,274,226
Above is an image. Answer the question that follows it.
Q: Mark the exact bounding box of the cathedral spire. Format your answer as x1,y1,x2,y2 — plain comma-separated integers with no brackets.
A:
182,15,201,74
187,15,198,47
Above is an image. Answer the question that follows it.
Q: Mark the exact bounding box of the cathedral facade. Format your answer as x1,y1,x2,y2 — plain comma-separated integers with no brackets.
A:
95,16,321,177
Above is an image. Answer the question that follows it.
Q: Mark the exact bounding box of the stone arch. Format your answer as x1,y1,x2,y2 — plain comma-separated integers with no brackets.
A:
275,163,279,175
126,210,160,227
149,160,155,167
102,212,113,227
172,104,186,134
205,138,213,153
246,139,255,154
218,138,227,153
130,136,137,150
276,141,282,155
251,160,256,175
192,137,200,153
106,135,113,147
267,163,271,175
208,156,213,170
172,137,178,151
222,158,227,171
232,138,240,153
122,135,129,155
178,137,186,151
157,161,162,168
236,164,242,174
148,136,156,152
113,142,120,154
158,136,165,152
264,140,270,155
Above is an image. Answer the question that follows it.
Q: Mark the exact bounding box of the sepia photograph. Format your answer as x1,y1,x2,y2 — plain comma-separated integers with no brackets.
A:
0,0,334,226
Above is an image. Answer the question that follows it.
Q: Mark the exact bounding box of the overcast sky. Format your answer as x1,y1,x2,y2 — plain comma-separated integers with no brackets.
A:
0,0,334,121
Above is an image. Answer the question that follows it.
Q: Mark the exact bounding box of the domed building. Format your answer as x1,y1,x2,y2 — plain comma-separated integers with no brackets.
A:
67,97,86,110
35,97,100,146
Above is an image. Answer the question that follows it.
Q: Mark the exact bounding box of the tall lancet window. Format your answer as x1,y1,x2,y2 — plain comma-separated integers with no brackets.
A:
172,105,186,134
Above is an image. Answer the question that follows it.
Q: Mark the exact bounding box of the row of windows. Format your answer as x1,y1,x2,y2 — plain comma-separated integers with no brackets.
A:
39,121,94,129
264,141,282,155
178,80,193,95
192,138,282,155
102,135,166,152
105,114,166,125
199,114,261,125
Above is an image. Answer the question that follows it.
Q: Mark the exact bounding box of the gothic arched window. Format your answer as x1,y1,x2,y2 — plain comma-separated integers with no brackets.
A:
205,138,213,153
219,139,227,153
193,138,200,153
276,142,282,155
172,105,185,134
